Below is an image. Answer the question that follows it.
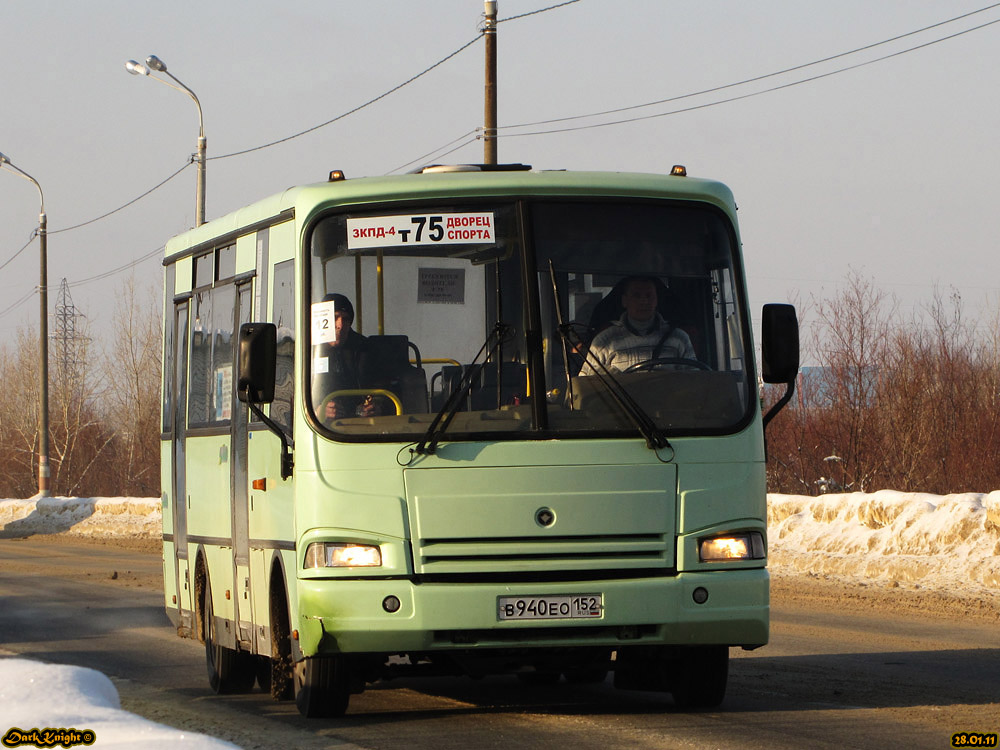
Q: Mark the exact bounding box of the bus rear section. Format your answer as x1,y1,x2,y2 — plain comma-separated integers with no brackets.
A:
164,165,798,718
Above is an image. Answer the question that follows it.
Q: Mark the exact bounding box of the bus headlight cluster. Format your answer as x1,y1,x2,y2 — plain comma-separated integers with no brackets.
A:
304,542,382,568
698,531,765,562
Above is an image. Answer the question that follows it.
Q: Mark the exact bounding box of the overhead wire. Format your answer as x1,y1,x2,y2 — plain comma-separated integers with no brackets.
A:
48,162,191,236
496,0,580,25
386,129,481,174
0,234,37,274
67,246,164,289
497,11,1000,138
0,289,38,321
210,35,484,161
501,1,1000,130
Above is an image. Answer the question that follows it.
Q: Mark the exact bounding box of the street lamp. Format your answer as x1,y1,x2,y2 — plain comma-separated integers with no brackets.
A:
0,152,51,497
125,55,207,226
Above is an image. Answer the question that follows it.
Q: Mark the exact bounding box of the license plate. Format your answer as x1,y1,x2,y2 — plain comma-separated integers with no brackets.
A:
497,594,603,621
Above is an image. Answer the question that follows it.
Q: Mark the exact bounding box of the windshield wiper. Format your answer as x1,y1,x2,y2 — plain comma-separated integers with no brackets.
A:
548,263,670,452
555,323,671,452
413,321,513,455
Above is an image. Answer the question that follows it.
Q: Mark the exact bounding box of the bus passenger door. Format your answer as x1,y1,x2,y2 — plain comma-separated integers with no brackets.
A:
231,282,253,649
170,301,192,625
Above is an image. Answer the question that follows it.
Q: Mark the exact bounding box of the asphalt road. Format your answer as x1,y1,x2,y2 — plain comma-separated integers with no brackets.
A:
0,536,997,749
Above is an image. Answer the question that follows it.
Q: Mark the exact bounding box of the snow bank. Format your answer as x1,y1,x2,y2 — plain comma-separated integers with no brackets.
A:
769,490,1000,594
2,492,999,598
0,496,160,539
0,658,239,749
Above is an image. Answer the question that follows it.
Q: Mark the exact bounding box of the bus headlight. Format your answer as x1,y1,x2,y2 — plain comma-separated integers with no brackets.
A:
304,542,382,568
699,531,765,562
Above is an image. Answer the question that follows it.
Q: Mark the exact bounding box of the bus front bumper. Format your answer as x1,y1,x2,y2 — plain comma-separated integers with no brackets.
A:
295,568,768,656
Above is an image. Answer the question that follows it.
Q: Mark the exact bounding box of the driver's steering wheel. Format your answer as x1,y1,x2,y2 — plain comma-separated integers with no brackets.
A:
623,357,712,373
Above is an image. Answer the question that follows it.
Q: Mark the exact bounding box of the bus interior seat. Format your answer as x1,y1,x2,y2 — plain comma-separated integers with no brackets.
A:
432,361,529,411
363,335,428,413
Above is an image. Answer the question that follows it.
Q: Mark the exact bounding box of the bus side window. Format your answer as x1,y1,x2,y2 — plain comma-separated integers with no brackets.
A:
270,260,295,432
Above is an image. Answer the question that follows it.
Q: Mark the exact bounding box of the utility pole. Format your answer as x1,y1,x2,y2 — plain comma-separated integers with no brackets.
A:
484,0,498,165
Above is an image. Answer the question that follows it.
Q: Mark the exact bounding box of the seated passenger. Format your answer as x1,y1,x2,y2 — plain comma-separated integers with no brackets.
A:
580,276,694,375
312,294,377,422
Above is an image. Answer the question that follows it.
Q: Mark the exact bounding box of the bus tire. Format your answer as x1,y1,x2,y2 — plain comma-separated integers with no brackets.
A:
268,590,294,701
294,656,351,718
670,646,728,710
204,579,256,694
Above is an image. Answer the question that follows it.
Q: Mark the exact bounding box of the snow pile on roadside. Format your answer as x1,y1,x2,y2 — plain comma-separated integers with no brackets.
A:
0,657,239,749
769,491,1000,595
0,496,160,539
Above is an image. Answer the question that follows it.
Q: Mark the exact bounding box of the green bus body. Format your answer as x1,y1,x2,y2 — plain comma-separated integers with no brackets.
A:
160,166,791,716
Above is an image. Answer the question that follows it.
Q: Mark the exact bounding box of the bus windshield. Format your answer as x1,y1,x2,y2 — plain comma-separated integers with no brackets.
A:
307,198,752,441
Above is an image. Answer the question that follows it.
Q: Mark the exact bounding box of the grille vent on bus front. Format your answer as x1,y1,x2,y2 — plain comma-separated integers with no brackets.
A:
416,532,670,576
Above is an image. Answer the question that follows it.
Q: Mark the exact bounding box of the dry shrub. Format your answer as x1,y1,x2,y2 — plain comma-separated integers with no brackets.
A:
766,273,1000,495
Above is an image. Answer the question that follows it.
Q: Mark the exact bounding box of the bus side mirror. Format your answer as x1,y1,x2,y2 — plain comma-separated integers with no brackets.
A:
238,322,277,404
761,304,799,384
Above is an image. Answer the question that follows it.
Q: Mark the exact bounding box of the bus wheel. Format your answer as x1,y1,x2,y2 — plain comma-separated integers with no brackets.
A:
670,646,728,710
204,580,256,694
268,596,293,701
294,656,351,718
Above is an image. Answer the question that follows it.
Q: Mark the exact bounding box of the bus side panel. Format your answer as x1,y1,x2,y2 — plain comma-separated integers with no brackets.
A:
160,439,180,626
247,428,296,654
186,433,235,625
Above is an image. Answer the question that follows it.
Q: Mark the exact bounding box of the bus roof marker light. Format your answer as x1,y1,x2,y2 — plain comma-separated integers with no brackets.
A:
328,170,346,182
670,165,688,177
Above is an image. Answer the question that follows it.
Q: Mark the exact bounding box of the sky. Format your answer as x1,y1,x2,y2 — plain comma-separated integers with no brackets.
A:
2,0,999,351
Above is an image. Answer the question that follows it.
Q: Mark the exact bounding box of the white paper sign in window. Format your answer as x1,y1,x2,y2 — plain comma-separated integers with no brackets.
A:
311,299,338,344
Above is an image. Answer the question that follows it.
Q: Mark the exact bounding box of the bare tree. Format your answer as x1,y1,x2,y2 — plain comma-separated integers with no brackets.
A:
100,276,162,497
0,326,42,497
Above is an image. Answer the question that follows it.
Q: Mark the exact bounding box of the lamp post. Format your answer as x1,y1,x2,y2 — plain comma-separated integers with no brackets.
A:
0,152,50,497
125,55,206,226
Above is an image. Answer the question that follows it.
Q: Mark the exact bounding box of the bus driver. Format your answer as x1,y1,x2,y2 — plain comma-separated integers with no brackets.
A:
580,276,695,375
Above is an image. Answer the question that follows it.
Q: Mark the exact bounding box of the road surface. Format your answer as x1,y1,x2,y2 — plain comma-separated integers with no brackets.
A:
0,535,997,749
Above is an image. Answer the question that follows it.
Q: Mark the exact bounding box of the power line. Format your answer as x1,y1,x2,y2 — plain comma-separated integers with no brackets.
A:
211,1,581,161
386,129,480,174
497,0,581,25
0,234,37,274
0,289,37,321
67,246,163,289
501,2,1000,132
211,36,484,161
49,162,191,235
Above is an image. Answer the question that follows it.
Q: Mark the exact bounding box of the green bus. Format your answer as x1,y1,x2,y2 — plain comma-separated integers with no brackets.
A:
160,163,798,717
